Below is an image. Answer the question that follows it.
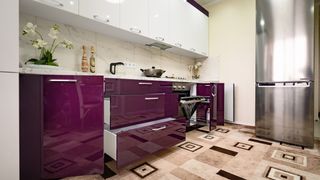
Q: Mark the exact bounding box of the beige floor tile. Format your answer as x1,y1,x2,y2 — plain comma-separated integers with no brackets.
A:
180,159,220,179
194,149,234,168
170,167,205,180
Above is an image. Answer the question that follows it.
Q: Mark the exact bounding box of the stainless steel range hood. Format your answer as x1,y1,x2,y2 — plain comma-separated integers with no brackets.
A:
145,42,172,50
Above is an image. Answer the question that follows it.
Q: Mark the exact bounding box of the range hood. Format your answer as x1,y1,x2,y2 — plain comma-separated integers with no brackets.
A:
145,42,172,50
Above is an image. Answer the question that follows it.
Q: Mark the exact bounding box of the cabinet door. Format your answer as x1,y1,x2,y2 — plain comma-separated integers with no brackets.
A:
79,0,119,27
149,0,169,43
0,73,19,180
42,75,103,179
198,13,209,56
0,0,18,72
110,94,165,129
187,6,209,56
168,0,189,49
34,0,79,14
120,0,149,37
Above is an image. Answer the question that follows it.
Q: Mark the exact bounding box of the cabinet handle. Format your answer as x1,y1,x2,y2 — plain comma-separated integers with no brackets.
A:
190,48,196,52
152,125,167,131
36,0,64,7
93,15,110,23
129,27,142,34
205,85,211,87
201,52,207,56
138,82,152,85
175,43,182,48
155,37,164,42
145,97,159,101
49,79,77,83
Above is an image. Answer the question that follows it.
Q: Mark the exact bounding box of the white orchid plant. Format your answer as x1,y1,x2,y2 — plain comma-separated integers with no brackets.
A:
22,22,73,66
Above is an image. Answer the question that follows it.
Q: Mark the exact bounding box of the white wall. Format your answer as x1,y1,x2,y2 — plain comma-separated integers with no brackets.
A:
19,13,195,78
201,0,256,126
0,0,20,179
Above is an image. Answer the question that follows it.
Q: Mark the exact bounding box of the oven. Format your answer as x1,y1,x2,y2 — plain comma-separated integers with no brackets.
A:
172,82,192,118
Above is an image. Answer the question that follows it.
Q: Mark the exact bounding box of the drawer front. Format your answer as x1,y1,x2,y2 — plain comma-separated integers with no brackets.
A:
118,79,161,94
110,94,165,129
197,83,212,96
116,119,185,168
165,94,179,117
104,79,172,95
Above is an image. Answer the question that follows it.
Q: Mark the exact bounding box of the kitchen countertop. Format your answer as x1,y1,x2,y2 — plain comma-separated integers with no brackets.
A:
19,67,218,83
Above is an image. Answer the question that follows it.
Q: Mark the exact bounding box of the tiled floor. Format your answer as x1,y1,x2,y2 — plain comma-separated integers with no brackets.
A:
64,123,320,180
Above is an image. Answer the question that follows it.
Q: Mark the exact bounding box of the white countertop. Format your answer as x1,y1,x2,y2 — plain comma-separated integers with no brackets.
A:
19,67,218,84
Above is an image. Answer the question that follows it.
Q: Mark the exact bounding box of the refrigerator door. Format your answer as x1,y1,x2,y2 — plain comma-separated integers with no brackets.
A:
256,82,314,147
256,0,314,82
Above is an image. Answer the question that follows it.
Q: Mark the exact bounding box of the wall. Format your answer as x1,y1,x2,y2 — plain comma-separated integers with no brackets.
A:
19,13,195,78
201,0,256,126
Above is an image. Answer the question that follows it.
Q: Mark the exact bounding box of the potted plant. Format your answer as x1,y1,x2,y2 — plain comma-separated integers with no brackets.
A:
22,22,73,67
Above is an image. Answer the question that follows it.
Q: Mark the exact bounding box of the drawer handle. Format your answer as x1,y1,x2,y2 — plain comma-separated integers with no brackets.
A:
205,85,211,87
36,0,64,7
93,15,110,23
152,125,167,131
155,37,164,42
138,82,152,85
130,27,142,34
49,79,77,83
145,97,159,101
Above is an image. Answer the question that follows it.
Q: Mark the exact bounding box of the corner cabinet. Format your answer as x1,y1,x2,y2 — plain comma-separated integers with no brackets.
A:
20,74,104,180
119,0,149,37
79,0,120,27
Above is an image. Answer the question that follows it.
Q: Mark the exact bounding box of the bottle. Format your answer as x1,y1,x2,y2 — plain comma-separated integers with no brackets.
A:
90,46,96,73
81,45,89,72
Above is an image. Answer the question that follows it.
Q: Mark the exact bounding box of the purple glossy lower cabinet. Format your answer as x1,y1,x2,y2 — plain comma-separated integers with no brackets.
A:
116,118,185,168
20,74,104,180
110,94,166,129
197,83,225,126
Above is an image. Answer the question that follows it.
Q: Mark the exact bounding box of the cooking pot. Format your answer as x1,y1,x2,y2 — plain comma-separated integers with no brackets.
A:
140,66,166,78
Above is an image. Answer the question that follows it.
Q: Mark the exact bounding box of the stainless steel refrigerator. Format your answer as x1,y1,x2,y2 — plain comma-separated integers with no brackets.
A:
256,0,314,147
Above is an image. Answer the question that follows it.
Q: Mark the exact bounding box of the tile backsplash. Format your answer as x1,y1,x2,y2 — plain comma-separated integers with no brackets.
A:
19,13,196,78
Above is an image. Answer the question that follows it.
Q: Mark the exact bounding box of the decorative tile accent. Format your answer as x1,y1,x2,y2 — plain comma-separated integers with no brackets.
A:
271,150,307,167
198,134,220,142
217,170,246,180
234,142,253,150
44,158,75,173
210,146,238,156
130,162,158,178
178,142,203,152
215,128,230,133
265,166,303,180
248,138,272,145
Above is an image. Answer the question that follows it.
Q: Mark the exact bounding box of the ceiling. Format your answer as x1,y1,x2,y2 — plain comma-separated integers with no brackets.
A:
195,0,223,6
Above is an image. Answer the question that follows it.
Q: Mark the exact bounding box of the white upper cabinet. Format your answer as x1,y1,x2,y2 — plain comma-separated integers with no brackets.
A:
186,4,209,56
198,13,209,56
168,0,189,49
34,0,79,14
119,0,149,37
79,0,119,27
149,0,169,43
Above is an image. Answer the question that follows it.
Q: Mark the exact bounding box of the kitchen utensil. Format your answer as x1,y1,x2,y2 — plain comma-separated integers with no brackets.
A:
110,62,124,74
140,66,166,78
